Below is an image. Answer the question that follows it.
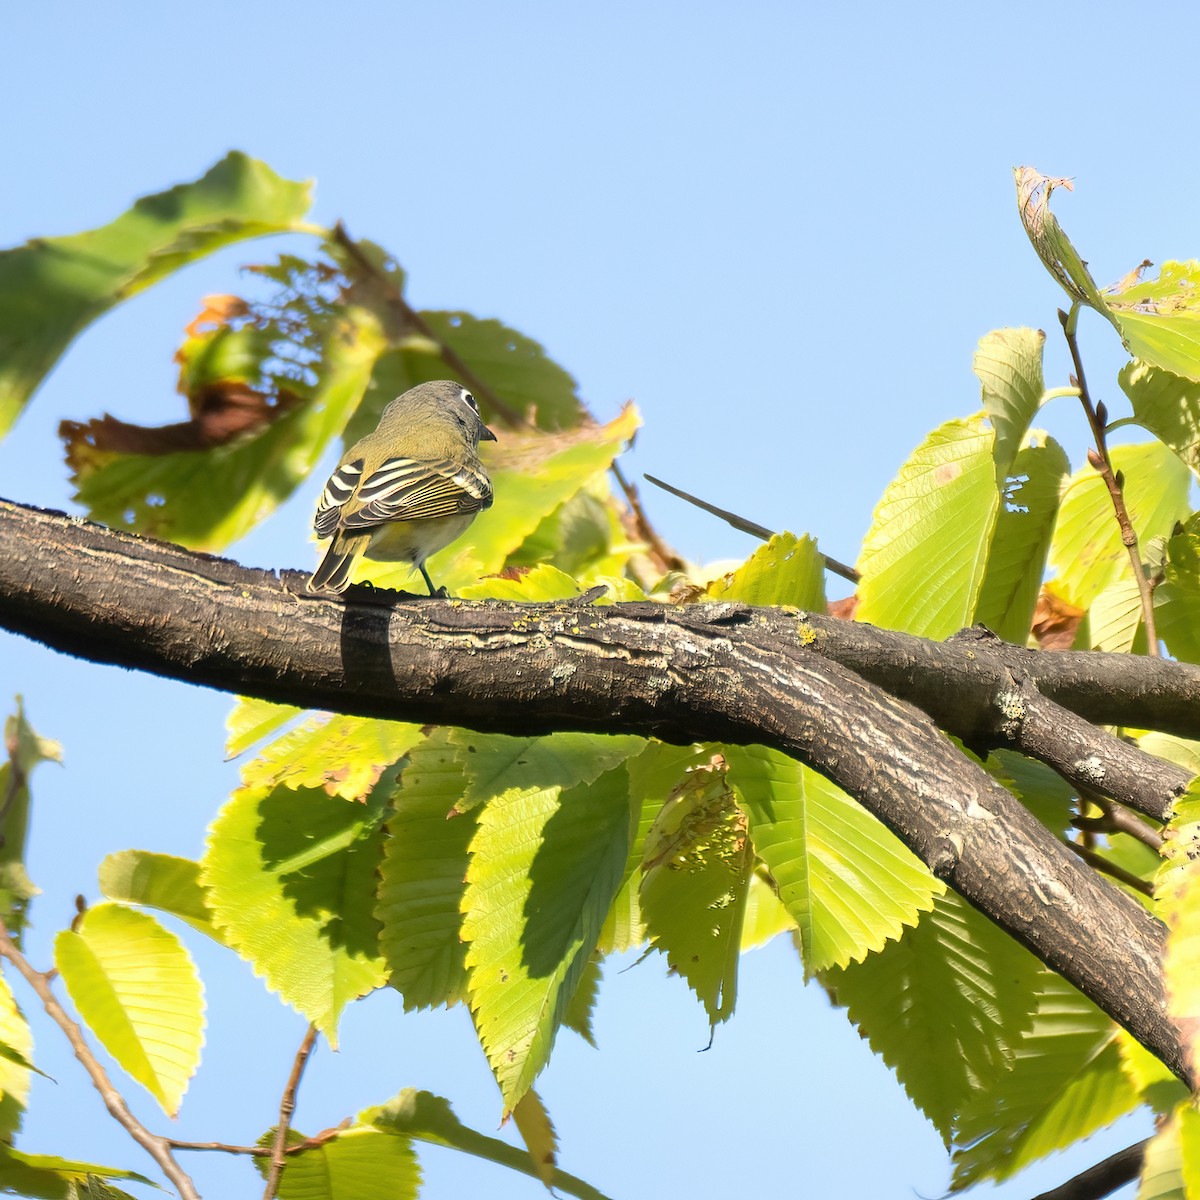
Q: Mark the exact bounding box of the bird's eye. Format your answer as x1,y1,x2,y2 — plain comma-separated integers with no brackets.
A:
460,390,479,413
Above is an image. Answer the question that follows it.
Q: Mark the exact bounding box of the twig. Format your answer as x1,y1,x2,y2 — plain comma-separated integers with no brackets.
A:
1058,308,1159,656
0,919,200,1200
643,473,860,584
1030,1139,1144,1200
329,222,528,429
610,461,685,574
262,1023,319,1200
1065,840,1154,897
168,1139,267,1156
170,1124,342,1160
1072,791,1164,852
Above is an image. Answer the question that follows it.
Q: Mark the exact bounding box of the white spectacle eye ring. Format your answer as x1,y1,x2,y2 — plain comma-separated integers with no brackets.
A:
460,389,478,413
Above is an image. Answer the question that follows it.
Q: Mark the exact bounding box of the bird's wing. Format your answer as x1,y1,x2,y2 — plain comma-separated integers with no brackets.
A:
314,457,365,537
340,455,493,529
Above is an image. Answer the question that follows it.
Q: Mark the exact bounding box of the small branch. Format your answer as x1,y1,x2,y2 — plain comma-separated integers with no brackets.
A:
0,920,200,1200
1065,841,1155,897
1073,792,1164,852
168,1139,267,1156
643,473,861,583
610,462,685,575
262,1024,319,1200
329,223,528,429
1057,308,1158,655
1030,1139,1144,1200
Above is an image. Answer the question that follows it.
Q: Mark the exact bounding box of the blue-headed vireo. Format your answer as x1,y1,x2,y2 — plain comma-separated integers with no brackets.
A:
307,380,496,595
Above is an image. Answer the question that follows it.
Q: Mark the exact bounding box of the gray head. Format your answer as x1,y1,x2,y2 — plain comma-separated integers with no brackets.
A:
379,380,497,445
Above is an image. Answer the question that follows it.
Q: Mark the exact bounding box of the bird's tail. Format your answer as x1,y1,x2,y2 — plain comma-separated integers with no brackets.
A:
307,531,372,594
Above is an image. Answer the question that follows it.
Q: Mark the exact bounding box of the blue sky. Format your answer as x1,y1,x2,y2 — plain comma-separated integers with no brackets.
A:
1,2,1191,1196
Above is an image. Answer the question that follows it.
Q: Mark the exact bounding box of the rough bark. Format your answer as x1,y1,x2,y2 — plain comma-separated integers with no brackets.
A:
0,498,1191,1084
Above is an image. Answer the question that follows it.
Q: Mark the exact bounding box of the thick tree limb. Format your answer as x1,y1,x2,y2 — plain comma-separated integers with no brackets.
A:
1030,1139,1144,1200
0,499,1190,1083
780,617,1195,821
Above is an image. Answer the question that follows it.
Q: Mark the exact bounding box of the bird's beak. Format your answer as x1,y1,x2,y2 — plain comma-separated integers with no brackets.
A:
481,424,498,442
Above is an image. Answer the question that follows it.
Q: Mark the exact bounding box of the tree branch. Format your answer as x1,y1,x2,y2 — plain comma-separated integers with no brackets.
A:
1030,1139,1144,1200
0,498,1189,1083
0,919,200,1200
329,222,530,430
1058,306,1158,655
263,1024,318,1200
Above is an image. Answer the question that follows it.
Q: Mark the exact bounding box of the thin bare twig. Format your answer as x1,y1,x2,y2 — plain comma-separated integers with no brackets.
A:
0,920,200,1200
1065,840,1155,897
169,1124,343,1162
1058,308,1158,655
168,1139,267,1156
1072,790,1164,852
610,461,685,574
262,1024,319,1200
329,222,528,429
644,473,861,583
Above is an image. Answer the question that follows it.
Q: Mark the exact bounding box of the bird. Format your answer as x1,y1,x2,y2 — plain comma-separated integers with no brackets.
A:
307,380,496,595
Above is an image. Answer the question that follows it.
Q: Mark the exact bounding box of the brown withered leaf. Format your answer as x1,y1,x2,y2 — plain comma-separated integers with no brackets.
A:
182,293,250,339
60,381,300,468
827,595,858,620
1032,588,1084,650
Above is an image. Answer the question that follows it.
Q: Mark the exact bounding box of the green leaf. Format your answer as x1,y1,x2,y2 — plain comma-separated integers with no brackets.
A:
704,532,825,610
226,696,305,759
0,699,60,941
725,744,941,971
0,972,34,1138
1044,440,1190,614
511,1089,558,1190
97,850,223,943
1088,571,1148,654
201,779,390,1042
951,972,1140,1188
462,765,634,1110
599,742,711,954
1117,1028,1186,1117
1156,516,1200,665
972,432,1070,643
239,715,424,801
740,870,796,951
1139,1109,1186,1200
262,1127,421,1200
1016,172,1200,384
562,953,602,1046
1106,261,1200,384
0,1147,152,1200
69,305,386,551
856,414,999,639
1181,1104,1200,1198
639,761,750,1025
450,729,645,814
375,733,477,1011
974,327,1048,479
1120,359,1200,478
1014,169,1111,313
459,562,592,602
0,152,312,439
362,1089,613,1200
1140,733,1200,777
342,312,585,447
357,404,640,593
824,891,1042,1144
1159,779,1200,1076
985,749,1075,836
55,903,204,1115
